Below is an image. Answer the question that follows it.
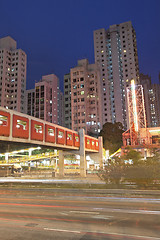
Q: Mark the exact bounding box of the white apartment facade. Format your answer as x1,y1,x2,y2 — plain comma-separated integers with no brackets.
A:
0,36,27,113
140,73,160,127
94,21,139,129
64,73,72,129
70,59,102,136
27,74,62,124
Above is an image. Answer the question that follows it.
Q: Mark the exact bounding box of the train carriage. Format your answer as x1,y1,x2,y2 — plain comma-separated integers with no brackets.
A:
56,127,65,145
31,120,44,141
12,114,29,139
45,124,55,143
0,110,10,137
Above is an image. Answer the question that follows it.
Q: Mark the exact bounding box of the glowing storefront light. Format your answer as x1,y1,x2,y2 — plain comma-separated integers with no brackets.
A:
149,129,160,133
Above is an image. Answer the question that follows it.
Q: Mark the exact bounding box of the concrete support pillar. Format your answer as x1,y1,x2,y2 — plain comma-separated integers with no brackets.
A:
98,136,103,168
29,149,33,157
79,129,86,177
59,150,64,178
28,162,31,172
5,153,9,163
87,136,103,169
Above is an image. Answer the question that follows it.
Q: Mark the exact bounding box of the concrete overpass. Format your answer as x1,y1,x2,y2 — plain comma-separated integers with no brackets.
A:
0,107,103,177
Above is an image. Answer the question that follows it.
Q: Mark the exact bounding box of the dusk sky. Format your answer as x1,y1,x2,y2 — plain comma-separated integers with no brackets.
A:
1,0,160,91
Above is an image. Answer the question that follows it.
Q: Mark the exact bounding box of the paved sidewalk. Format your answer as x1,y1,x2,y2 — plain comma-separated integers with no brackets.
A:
0,176,105,184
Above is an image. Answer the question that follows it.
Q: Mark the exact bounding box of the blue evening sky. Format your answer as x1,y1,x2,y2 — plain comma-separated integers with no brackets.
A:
0,0,160,90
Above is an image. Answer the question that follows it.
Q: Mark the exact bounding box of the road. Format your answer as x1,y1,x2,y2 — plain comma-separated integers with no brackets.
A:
0,188,160,240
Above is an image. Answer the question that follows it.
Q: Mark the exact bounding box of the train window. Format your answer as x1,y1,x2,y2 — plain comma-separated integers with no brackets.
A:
96,141,98,147
16,119,27,130
0,115,8,126
48,128,54,136
67,133,72,140
92,141,95,146
75,136,79,142
58,131,64,138
35,124,42,133
87,139,90,145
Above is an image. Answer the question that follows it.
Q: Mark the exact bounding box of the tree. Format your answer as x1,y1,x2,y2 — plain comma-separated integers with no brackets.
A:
123,147,160,188
122,147,142,165
97,159,126,185
99,122,124,154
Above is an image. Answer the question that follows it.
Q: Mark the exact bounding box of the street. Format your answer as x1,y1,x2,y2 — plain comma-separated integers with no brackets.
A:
0,188,160,239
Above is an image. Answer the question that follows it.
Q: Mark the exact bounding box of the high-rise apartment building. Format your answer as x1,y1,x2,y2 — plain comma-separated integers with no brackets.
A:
0,36,27,113
58,90,64,126
64,73,72,129
27,74,62,124
70,59,102,136
140,73,160,127
94,21,139,129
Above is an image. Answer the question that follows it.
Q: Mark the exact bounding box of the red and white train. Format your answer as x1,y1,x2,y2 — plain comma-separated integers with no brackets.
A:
0,108,99,151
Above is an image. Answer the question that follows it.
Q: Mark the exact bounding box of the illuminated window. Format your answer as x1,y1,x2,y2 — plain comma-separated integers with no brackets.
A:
75,136,79,142
0,115,7,126
67,133,72,140
48,128,54,136
16,119,27,130
35,124,42,133
58,131,64,138
87,139,90,145
81,91,84,95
